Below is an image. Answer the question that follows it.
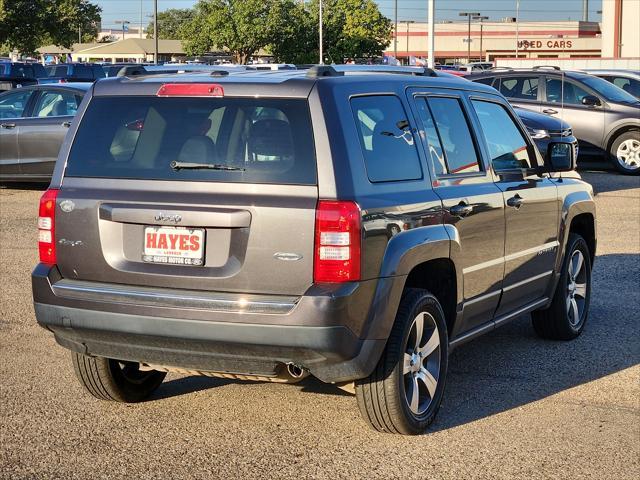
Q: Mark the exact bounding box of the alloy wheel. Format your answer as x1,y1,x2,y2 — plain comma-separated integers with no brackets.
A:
403,312,441,415
616,138,640,170
566,250,588,327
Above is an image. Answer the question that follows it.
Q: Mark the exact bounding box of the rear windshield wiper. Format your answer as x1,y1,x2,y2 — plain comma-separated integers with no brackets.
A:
170,160,245,171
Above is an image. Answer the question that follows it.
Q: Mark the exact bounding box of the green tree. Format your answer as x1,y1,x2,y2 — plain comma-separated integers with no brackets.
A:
305,0,392,63
146,8,194,40
0,0,101,55
182,0,298,64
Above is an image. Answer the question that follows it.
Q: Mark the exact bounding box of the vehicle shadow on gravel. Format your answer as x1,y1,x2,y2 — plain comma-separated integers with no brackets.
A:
0,182,48,191
579,171,640,195
430,252,639,432
148,255,638,430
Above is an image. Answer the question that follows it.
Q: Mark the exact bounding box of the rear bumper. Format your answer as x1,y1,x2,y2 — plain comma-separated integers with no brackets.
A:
32,264,397,383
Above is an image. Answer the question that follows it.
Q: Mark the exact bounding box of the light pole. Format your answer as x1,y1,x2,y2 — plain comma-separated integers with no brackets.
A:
319,0,323,64
473,15,489,62
115,20,130,40
515,0,521,58
405,20,415,63
154,0,158,65
394,0,398,58
427,0,435,68
459,12,479,64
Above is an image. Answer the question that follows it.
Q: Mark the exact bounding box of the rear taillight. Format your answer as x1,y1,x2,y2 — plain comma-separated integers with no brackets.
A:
38,189,59,265
314,200,361,283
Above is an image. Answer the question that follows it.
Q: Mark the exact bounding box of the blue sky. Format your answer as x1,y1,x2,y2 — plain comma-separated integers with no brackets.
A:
97,0,603,30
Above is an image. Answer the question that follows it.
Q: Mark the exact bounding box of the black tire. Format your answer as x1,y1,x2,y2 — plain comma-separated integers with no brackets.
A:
532,233,592,340
72,352,166,403
609,130,640,175
355,289,448,434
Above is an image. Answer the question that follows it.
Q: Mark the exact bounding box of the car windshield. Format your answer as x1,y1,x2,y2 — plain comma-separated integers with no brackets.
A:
0,64,7,76
580,75,639,104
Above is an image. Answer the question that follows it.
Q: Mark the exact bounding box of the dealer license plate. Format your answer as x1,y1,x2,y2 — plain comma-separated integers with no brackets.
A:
142,226,205,266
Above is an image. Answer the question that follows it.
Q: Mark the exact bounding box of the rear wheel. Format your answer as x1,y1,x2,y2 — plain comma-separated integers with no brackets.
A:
532,233,592,340
610,130,640,175
72,352,166,402
355,289,448,434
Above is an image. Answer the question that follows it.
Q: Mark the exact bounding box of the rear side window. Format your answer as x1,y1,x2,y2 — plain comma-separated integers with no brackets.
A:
424,97,481,175
472,100,534,170
33,90,81,117
498,76,539,100
46,65,68,77
71,65,90,78
65,96,317,185
351,95,422,183
474,77,495,87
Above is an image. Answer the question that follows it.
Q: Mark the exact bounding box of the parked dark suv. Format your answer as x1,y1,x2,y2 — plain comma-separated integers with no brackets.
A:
470,67,640,175
44,63,105,83
0,61,48,91
32,65,596,434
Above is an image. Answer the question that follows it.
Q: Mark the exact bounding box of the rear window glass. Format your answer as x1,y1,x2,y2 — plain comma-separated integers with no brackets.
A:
46,65,68,77
351,95,422,183
65,96,317,185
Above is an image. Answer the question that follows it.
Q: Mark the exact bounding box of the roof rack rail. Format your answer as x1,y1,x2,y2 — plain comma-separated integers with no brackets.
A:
209,70,230,77
533,65,561,70
306,65,344,78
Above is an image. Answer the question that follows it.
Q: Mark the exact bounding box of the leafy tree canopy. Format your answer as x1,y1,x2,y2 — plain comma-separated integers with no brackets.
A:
181,0,392,64
146,8,195,40
0,0,101,54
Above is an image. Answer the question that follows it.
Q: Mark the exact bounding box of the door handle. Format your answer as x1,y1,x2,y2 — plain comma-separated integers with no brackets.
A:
0,123,16,129
507,194,524,209
61,121,71,128
542,109,558,115
449,202,474,218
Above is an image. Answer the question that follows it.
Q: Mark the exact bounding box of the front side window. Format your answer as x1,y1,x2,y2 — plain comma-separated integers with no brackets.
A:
351,95,422,183
545,78,591,105
33,91,80,117
425,97,481,175
472,100,534,171
0,89,33,119
498,76,539,100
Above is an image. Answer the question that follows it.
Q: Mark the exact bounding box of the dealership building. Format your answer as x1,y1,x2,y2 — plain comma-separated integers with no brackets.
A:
385,0,639,65
386,19,602,64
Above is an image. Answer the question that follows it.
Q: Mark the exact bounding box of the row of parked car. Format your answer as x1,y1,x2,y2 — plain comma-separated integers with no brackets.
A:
0,62,638,181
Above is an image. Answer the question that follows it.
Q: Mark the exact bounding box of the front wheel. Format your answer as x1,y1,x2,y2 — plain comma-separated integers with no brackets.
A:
532,233,592,340
72,352,166,402
610,130,640,175
355,289,448,434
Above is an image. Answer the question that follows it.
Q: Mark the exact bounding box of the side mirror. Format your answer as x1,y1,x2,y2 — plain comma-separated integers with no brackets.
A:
581,95,601,107
545,142,576,172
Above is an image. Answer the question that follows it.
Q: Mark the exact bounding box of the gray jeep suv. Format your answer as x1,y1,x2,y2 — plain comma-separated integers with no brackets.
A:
32,65,596,434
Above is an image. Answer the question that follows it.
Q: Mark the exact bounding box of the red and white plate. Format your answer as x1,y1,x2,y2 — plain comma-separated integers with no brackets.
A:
142,226,205,266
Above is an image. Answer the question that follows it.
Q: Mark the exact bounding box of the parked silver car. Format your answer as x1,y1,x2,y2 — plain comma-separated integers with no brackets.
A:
469,68,640,175
0,83,90,182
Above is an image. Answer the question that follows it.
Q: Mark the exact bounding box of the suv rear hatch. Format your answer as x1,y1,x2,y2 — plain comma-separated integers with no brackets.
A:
54,84,318,296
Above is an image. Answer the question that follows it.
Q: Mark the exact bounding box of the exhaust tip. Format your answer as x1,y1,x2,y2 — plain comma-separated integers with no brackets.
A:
286,363,306,379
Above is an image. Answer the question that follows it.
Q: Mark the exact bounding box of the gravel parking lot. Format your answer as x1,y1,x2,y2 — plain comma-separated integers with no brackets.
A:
1,171,638,480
